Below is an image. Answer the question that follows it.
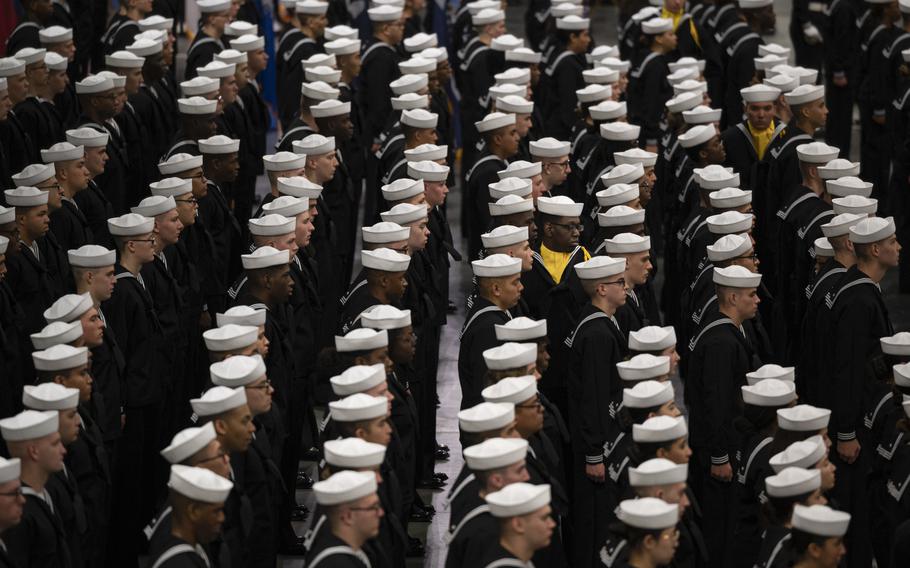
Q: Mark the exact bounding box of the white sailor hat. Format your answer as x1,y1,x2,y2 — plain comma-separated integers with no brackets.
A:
4,186,48,208
482,224,529,249
180,76,218,97
603,163,646,186
128,36,164,56
587,44,620,64
472,7,505,25
30,344,88,373
314,470,378,506
498,160,542,180
296,0,328,14
574,255,626,280
405,144,447,162
673,79,707,97
310,99,351,118
665,91,701,114
641,16,673,34
538,195,583,217
12,163,55,186
0,57,25,77
158,153,203,175
360,305,412,330
764,72,799,93
261,196,308,219
576,84,612,104
0,457,22,483
796,142,840,164
759,42,790,58
105,49,146,69
817,159,860,180
583,67,620,85
495,95,534,114
168,464,233,504
43,292,92,324
381,178,424,203
161,423,217,464
241,246,290,270
825,176,873,198
264,152,307,172
476,112,516,133
483,342,537,370
198,61,236,79
706,233,752,262
302,54,335,70
597,184,640,208
489,83,526,100
39,25,73,44
66,127,109,148
277,176,322,198
403,32,437,52
324,437,387,469
754,53,787,71
600,122,641,141
604,233,651,255
400,109,438,129
678,124,717,149
708,211,753,235
329,393,388,422
629,326,676,352
694,164,738,187
777,404,831,432
330,364,386,396
391,92,429,110
667,67,699,86
784,84,825,105
589,100,627,121
769,435,827,473
419,47,447,66
324,38,361,56
494,67,530,86
792,505,851,537
895,363,910,387
629,458,688,487
505,47,541,64
197,0,231,12
203,324,258,352
224,19,255,36
833,195,877,216
814,237,834,258
552,3,583,17
742,378,797,407
30,321,83,350
483,376,537,406
617,354,671,381
300,81,339,101
623,380,674,410
0,410,59,442
821,212,865,238
464,437,529,471
389,73,428,95
683,105,722,125
528,139,572,161
489,194,534,217
150,177,193,199
380,203,427,225
486,483,551,518
131,195,176,218
335,328,389,352
495,317,546,342
471,254,521,278
740,84,783,105
633,415,687,443
790,66,819,85
614,149,656,169
210,354,267,388
191,386,247,417
669,56,705,73
709,187,752,210
598,205,646,227
324,25,359,40
746,364,795,385
41,142,85,164
362,222,410,244
304,65,341,84
361,248,411,272
458,401,515,433
466,0,500,14
766,467,822,498
177,96,217,115
407,160,449,181
881,332,910,356
13,47,45,66
618,497,679,530
713,265,761,288
249,213,295,237
215,306,266,328
849,216,895,243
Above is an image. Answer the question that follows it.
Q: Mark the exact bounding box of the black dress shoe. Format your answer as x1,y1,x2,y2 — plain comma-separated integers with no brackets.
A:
296,470,314,488
433,472,448,482
301,446,321,460
417,476,446,490
290,504,309,522
447,300,457,314
409,507,433,522
434,447,450,461
437,443,450,452
407,537,426,557
419,503,436,515
278,536,308,556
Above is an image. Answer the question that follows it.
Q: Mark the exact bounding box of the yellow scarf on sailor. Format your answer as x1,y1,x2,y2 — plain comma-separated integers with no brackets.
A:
661,8,700,49
748,119,776,160
540,243,591,283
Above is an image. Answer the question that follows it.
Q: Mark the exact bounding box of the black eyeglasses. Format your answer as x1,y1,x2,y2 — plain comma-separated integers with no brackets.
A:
516,399,543,410
349,502,383,513
602,278,627,287
550,222,582,232
175,197,199,205
546,160,570,170
129,237,157,245
733,254,759,262
0,487,23,498
245,379,272,391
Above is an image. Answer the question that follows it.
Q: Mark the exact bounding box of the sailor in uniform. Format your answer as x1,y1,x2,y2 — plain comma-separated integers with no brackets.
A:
612,497,681,568
277,0,327,130
541,15,590,141
478,482,556,567
305,471,381,567
786,504,851,568
0,456,23,568
604,233,653,336
5,0,54,56
184,0,230,80
722,84,782,192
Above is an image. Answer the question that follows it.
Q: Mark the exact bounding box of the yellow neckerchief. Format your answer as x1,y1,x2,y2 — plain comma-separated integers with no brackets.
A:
661,7,700,49
747,119,776,160
540,243,591,283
